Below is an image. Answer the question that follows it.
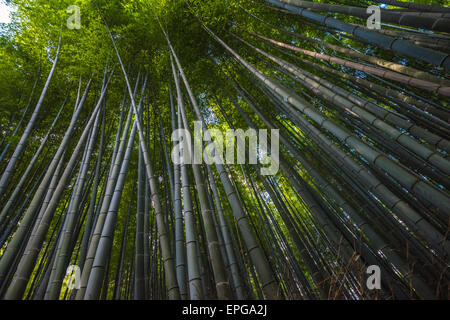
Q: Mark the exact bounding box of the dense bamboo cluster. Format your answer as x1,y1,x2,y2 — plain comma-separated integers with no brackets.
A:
0,0,449,300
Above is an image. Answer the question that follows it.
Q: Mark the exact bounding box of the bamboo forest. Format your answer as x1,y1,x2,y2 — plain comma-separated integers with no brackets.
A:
0,0,449,301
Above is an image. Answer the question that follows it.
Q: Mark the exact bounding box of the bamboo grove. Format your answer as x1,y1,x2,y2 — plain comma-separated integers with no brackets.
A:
0,0,449,300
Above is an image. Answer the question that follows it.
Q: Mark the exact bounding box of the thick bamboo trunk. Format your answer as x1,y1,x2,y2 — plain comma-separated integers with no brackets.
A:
0,78,92,291
4,76,110,300
0,42,60,199
75,78,139,300
274,0,450,32
170,84,188,300
204,24,450,256
237,34,450,176
0,98,67,226
172,61,204,300
264,0,450,70
235,9,450,87
264,81,450,257
0,73,39,164
105,22,180,299
45,104,102,299
166,38,232,299
168,27,282,298
134,147,146,300
370,0,450,13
